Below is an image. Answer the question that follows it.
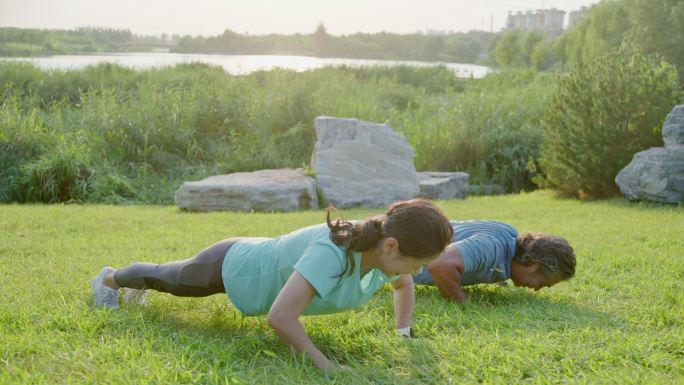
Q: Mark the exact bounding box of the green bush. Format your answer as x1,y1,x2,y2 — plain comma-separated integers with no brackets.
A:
539,51,678,198
88,171,138,203
0,93,50,201
18,147,92,203
337,64,463,93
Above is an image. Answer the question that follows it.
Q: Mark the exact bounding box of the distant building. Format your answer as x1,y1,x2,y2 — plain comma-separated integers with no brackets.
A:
506,8,566,37
568,6,588,28
424,29,453,36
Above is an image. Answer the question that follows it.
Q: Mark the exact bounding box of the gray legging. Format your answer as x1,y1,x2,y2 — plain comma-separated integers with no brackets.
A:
113,239,237,297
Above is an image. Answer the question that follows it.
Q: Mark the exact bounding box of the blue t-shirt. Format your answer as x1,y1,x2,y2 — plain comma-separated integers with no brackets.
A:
412,220,518,286
222,223,398,316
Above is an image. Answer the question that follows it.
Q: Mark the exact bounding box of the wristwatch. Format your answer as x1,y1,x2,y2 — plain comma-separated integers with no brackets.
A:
395,327,415,338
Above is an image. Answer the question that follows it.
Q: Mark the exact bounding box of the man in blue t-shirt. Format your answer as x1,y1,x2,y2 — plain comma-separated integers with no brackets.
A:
412,221,576,303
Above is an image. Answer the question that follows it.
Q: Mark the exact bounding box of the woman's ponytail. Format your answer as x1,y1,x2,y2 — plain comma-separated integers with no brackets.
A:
327,207,383,277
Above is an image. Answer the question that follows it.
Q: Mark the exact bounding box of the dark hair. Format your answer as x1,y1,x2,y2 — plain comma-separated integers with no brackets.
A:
327,198,453,277
514,233,576,280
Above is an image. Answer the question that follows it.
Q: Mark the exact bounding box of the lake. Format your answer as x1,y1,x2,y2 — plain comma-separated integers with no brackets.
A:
0,52,491,78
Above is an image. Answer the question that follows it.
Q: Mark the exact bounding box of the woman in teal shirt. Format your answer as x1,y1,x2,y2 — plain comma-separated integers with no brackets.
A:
91,198,453,370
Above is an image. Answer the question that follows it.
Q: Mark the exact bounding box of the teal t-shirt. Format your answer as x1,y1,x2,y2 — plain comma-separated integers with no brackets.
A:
221,223,398,316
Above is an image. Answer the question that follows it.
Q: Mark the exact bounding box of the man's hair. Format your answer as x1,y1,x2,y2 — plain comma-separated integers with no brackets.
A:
514,233,576,280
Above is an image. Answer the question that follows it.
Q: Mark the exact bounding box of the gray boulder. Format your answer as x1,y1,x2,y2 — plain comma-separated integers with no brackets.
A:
615,146,684,204
616,105,684,204
312,116,419,208
663,105,684,146
418,172,469,199
175,169,317,212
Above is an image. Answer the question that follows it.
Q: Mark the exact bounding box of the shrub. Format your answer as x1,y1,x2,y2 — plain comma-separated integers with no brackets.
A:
400,69,553,192
18,147,92,203
539,51,678,198
0,93,49,202
88,171,138,203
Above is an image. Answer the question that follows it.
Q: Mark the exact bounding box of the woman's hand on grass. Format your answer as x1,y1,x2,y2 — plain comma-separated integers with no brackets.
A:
320,362,352,372
268,272,334,371
390,274,415,329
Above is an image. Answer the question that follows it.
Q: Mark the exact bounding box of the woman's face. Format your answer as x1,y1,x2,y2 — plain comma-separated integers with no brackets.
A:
381,254,428,276
377,238,435,276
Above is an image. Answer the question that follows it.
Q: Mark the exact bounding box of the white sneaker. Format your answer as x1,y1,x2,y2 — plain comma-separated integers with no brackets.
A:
91,267,120,310
123,288,149,305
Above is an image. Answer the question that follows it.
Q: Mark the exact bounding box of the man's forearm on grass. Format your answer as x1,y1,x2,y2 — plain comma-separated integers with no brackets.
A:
430,266,467,302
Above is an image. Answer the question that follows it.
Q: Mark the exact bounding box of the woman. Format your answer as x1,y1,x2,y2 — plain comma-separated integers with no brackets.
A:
91,198,453,370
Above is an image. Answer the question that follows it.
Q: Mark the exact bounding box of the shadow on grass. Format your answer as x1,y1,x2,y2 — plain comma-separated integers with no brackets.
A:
90,284,617,383
414,283,623,335
578,197,684,212
93,295,444,384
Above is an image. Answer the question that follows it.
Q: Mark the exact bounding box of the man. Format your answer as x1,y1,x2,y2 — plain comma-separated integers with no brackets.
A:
412,221,576,302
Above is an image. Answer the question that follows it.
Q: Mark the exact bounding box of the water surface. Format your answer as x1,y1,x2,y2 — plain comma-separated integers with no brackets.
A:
0,52,491,78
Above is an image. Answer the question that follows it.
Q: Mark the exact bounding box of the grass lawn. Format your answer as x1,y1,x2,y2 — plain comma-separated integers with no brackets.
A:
1,191,683,384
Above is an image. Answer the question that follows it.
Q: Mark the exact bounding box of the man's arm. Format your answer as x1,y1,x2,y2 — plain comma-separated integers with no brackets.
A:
427,247,468,303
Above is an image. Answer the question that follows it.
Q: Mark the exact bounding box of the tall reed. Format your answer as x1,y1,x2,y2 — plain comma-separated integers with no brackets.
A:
0,62,550,203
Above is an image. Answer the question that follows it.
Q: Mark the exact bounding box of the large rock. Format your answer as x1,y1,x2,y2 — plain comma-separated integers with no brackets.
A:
312,116,419,208
175,169,317,212
615,147,684,203
616,105,684,204
418,172,469,199
663,105,684,147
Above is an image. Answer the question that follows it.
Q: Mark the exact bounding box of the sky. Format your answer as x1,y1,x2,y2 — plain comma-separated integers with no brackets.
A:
0,0,601,37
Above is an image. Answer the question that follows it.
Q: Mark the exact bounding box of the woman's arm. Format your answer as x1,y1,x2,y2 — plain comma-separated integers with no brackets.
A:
390,274,415,330
267,271,335,370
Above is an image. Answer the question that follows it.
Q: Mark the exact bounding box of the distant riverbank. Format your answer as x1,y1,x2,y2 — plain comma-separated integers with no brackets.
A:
0,52,491,78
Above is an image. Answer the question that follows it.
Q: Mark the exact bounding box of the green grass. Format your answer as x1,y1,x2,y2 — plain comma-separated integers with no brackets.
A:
1,191,683,384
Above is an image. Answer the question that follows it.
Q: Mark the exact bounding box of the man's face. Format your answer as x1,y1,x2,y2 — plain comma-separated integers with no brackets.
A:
511,265,563,291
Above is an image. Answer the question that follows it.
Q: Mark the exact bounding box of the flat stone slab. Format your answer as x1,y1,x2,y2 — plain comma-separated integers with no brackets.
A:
312,116,419,208
174,169,318,212
418,171,469,199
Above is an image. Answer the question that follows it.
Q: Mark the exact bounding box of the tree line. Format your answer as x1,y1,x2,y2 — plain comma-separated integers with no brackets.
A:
172,24,493,64
0,27,177,56
491,0,684,85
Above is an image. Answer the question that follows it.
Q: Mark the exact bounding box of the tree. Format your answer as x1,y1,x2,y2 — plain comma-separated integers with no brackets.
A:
522,31,544,66
559,1,630,69
424,36,445,59
449,37,481,63
494,29,523,67
625,0,684,86
313,23,331,56
531,40,555,70
539,51,678,198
